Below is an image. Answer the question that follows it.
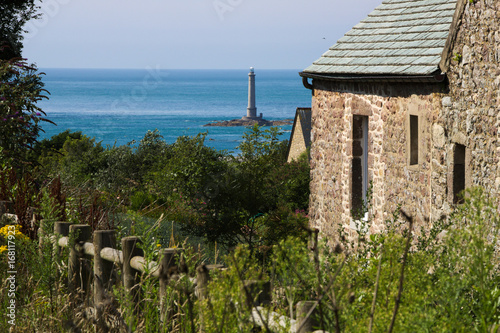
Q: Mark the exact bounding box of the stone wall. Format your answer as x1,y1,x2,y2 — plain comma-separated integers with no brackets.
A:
442,0,500,210
309,80,443,242
308,0,500,242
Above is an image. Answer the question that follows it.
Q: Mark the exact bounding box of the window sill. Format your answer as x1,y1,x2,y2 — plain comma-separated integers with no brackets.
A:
407,163,420,171
349,212,369,231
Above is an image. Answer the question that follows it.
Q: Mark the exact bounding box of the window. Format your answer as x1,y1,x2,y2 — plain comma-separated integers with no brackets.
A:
453,144,466,204
352,115,368,218
409,115,418,165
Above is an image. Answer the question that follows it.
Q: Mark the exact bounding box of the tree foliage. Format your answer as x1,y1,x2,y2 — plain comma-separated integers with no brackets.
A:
0,0,40,60
35,126,311,251
0,59,52,167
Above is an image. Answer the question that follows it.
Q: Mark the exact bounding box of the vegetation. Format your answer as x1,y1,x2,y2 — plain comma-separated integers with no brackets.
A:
0,62,497,333
0,71,498,331
0,59,52,168
0,183,498,332
0,0,40,60
0,20,497,328
27,126,310,251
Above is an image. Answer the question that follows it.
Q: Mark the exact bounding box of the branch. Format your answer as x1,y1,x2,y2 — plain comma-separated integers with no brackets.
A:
387,211,413,333
368,244,384,333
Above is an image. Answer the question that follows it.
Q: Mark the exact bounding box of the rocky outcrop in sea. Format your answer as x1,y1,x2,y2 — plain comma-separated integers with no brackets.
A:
204,118,293,127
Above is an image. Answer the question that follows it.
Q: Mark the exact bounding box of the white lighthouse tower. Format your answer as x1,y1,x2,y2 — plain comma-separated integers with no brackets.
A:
243,67,262,120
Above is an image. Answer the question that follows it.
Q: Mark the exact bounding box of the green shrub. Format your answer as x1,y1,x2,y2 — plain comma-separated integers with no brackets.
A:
0,59,52,169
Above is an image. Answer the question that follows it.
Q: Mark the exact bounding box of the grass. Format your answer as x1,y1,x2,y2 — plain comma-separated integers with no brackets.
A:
0,187,498,332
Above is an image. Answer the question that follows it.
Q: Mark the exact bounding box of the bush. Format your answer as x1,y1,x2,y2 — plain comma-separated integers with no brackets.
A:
0,59,52,168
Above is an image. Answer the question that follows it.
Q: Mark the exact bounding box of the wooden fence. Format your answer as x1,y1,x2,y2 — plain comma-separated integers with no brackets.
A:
3,212,327,333
44,223,212,313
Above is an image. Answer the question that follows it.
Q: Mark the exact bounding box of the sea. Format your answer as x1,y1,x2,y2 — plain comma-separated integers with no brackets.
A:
38,68,312,153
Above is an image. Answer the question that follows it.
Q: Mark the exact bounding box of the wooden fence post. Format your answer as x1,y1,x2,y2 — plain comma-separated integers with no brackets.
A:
159,248,182,316
38,219,47,255
52,222,72,288
94,230,116,306
53,221,72,257
196,264,209,333
27,206,37,231
54,221,71,236
122,236,143,309
0,200,14,217
68,224,92,299
243,280,271,308
196,264,224,301
296,301,319,333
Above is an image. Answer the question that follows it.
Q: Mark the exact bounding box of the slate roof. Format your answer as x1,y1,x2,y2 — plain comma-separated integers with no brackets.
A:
303,0,458,77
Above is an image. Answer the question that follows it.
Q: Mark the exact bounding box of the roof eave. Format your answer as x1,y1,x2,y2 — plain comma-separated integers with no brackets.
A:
299,71,446,84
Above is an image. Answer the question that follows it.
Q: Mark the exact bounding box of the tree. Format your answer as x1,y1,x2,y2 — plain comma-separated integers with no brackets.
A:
160,125,305,250
0,59,52,167
0,0,40,60
235,124,288,215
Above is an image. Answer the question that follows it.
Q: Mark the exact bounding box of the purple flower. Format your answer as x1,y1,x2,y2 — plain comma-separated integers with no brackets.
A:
36,112,41,116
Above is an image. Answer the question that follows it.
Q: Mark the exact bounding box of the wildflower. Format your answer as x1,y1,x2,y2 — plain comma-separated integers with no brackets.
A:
0,245,7,253
0,225,29,241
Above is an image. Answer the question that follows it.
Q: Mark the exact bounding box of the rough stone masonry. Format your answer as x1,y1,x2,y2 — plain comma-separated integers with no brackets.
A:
306,0,499,243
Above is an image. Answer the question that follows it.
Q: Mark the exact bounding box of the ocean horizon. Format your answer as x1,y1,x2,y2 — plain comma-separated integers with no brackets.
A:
37,68,312,153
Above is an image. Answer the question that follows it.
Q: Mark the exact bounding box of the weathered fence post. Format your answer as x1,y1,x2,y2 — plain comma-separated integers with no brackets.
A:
296,301,319,333
195,264,224,333
27,206,37,230
122,236,143,309
38,219,47,255
94,230,117,306
53,221,72,256
54,221,71,236
52,222,72,288
38,220,49,256
0,200,14,217
159,248,182,315
196,264,209,301
196,264,209,333
68,224,92,299
243,280,271,308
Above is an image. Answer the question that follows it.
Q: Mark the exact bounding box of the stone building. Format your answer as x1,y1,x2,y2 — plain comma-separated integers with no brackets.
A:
286,107,312,162
299,0,499,240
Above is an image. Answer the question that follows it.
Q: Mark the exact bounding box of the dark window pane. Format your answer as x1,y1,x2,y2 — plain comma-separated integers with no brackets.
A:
453,144,466,204
352,157,363,215
410,115,418,165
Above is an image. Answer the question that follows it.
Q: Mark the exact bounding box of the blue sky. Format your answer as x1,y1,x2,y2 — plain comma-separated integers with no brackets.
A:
22,0,380,69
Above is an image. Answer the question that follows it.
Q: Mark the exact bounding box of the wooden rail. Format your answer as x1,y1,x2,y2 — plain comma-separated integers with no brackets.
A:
48,223,185,308
36,220,327,332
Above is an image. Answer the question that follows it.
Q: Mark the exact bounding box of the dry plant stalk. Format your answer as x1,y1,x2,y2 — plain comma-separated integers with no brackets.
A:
368,245,384,333
387,211,414,333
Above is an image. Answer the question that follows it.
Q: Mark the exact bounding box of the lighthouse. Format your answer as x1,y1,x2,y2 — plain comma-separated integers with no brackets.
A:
243,67,262,120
